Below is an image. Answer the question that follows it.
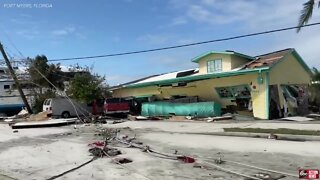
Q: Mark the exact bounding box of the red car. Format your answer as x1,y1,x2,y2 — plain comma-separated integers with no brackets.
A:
104,98,130,114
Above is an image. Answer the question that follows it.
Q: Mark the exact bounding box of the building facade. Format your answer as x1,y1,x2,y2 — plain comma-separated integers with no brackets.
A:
111,48,311,119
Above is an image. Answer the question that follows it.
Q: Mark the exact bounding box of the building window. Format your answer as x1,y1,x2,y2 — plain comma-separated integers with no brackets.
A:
4,85,10,89
216,85,251,99
207,59,222,73
216,87,233,98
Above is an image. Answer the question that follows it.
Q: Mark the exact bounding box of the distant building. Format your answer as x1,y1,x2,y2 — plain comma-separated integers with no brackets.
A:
110,48,311,119
0,65,89,116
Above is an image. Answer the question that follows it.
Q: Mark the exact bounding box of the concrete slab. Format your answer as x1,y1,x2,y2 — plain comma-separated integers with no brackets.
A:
140,132,320,157
104,120,320,134
247,122,320,131
0,124,71,142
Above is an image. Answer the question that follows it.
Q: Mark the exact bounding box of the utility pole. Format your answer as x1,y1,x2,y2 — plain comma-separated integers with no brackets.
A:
0,42,33,114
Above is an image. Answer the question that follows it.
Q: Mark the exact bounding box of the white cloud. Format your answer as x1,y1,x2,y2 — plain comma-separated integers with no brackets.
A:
51,30,69,36
107,74,146,86
170,0,310,29
167,0,320,67
137,34,173,44
112,36,120,43
145,52,197,70
20,14,32,18
272,28,320,68
16,29,40,40
171,17,188,25
51,26,76,36
75,32,87,40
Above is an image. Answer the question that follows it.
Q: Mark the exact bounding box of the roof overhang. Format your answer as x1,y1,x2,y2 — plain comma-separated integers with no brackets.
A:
124,67,269,89
191,51,255,63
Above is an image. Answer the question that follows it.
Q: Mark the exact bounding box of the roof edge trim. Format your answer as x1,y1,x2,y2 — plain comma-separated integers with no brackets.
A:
191,51,255,63
125,67,269,89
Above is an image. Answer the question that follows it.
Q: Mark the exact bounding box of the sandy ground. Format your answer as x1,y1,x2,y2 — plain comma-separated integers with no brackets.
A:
105,120,320,133
0,120,319,180
0,124,70,142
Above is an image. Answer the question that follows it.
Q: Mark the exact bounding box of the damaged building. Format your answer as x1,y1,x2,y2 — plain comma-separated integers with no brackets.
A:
110,48,312,119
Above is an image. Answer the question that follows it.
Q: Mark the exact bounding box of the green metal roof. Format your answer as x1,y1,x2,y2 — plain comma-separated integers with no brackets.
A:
125,67,269,88
191,51,255,63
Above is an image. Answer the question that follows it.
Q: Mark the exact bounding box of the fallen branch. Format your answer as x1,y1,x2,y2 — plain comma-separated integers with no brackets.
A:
46,157,97,180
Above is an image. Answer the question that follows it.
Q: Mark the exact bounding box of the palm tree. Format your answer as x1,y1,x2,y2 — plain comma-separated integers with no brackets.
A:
297,0,320,32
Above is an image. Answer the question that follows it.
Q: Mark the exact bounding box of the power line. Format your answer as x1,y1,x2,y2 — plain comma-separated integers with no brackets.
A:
4,46,14,59
2,22,320,63
47,22,320,62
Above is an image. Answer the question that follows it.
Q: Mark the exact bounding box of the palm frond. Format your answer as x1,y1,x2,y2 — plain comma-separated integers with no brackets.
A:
312,67,320,81
297,0,315,32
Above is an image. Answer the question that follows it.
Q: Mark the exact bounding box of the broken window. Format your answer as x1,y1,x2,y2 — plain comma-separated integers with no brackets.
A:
216,87,233,98
216,85,251,99
4,85,10,89
231,86,251,98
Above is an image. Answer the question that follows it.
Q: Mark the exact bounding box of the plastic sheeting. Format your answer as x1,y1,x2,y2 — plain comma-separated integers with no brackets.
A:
141,101,221,117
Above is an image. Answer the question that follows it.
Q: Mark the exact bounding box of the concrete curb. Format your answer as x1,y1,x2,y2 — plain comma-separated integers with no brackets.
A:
183,131,320,141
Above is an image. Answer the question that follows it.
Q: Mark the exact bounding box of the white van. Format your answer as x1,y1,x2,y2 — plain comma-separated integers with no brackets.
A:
43,97,91,118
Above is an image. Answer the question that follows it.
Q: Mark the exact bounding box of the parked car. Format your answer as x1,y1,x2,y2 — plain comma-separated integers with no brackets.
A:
104,98,130,114
43,97,91,118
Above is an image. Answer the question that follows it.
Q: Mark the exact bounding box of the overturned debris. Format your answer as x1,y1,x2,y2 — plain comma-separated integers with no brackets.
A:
102,128,299,179
206,115,233,122
11,118,76,129
88,140,122,158
177,156,196,163
28,111,50,121
281,116,314,122
88,147,105,157
306,113,320,119
3,109,30,120
250,172,286,180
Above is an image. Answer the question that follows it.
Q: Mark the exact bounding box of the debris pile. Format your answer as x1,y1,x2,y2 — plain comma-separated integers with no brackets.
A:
95,128,197,164
88,140,122,158
112,158,132,164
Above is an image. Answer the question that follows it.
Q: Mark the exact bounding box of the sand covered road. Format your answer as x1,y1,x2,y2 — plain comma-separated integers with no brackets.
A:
0,121,320,179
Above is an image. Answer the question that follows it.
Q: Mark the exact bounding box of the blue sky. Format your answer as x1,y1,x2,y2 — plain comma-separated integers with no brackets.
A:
0,0,319,85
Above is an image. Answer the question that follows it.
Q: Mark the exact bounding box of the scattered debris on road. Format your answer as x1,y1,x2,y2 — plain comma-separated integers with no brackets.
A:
11,118,76,129
281,116,315,121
